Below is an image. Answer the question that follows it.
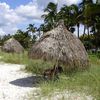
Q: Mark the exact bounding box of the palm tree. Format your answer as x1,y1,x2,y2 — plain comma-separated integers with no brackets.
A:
27,24,37,36
96,0,100,4
37,24,45,38
79,0,94,38
79,0,100,49
84,0,100,40
42,2,57,30
27,24,37,43
58,5,80,36
70,4,80,38
58,5,74,30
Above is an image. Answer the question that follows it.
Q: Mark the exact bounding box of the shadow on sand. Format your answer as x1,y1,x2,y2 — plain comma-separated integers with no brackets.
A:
10,75,42,87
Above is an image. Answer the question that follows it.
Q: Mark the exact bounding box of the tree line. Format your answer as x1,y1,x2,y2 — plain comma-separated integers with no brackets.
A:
0,24,37,49
0,0,100,49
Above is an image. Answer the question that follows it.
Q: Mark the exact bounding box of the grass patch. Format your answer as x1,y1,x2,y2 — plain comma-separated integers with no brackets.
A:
39,55,100,99
0,51,54,74
0,51,29,64
25,59,54,74
0,51,100,99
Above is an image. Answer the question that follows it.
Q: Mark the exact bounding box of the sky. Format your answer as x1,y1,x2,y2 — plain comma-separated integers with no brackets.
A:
0,0,84,36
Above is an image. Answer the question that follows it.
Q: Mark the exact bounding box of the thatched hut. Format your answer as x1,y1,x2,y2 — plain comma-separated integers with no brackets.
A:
29,22,89,71
2,38,24,53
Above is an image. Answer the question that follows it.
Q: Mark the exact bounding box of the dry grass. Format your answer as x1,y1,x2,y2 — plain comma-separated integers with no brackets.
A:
0,51,100,99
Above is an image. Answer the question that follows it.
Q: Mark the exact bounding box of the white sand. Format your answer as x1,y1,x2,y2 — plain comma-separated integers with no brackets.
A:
0,62,38,100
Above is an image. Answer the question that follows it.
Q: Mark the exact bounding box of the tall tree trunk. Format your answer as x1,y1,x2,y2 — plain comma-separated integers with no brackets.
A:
87,27,90,50
96,0,99,4
38,30,41,38
77,23,80,38
87,27,90,39
83,25,86,38
93,24,97,49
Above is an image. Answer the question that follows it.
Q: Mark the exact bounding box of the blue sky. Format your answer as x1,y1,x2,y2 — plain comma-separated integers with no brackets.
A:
0,0,83,36
0,0,32,8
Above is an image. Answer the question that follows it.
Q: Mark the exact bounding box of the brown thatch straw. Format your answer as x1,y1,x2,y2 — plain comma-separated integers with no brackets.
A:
29,22,89,71
2,38,24,53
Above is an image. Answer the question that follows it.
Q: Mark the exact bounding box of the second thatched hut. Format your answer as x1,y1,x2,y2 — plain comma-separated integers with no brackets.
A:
2,38,24,53
29,22,89,71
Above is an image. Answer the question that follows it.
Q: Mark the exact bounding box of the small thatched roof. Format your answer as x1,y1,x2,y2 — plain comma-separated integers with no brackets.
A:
29,22,89,70
2,38,24,53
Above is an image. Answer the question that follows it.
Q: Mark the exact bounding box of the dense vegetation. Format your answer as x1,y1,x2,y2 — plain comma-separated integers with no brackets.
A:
0,25,37,49
0,0,100,50
41,0,100,49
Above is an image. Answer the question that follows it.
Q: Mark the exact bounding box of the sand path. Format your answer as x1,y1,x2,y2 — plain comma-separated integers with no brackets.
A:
0,62,39,100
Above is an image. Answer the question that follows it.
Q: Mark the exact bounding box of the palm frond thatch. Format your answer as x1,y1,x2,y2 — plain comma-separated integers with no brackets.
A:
2,38,24,53
29,22,89,71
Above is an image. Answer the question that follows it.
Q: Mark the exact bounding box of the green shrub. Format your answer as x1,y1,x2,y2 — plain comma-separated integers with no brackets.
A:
0,51,29,64
25,59,53,74
96,53,100,59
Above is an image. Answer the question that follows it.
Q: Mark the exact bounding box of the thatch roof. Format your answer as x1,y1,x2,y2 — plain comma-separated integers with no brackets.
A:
29,22,89,70
2,38,24,53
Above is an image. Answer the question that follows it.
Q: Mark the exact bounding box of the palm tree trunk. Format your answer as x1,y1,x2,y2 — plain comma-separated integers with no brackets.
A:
38,30,41,38
83,25,86,38
93,24,97,48
77,23,80,38
87,27,89,39
87,27,90,49
96,0,99,4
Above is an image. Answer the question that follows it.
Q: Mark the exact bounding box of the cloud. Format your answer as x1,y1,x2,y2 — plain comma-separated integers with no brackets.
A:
15,2,43,20
0,28,5,35
37,0,82,9
0,2,24,35
0,2,23,26
0,0,82,35
63,0,82,5
37,0,57,9
0,1,43,35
